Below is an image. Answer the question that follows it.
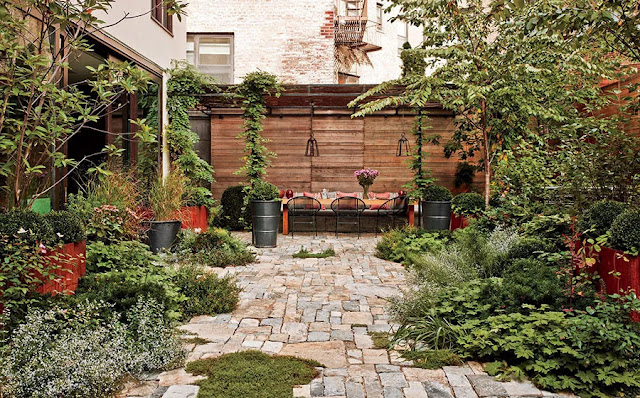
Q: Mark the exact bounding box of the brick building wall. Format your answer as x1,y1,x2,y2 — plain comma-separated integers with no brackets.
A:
186,0,335,84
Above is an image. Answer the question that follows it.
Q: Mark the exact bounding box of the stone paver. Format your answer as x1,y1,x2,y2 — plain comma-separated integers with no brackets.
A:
120,234,573,398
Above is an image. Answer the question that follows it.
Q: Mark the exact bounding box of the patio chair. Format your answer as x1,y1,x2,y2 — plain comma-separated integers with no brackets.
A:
287,196,322,237
330,196,366,238
374,196,409,237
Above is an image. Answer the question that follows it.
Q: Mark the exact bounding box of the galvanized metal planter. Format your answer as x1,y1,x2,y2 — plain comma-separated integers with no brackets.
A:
251,200,281,248
421,201,452,230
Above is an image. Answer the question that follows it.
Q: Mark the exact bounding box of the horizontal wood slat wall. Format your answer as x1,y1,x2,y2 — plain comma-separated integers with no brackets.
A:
210,114,483,199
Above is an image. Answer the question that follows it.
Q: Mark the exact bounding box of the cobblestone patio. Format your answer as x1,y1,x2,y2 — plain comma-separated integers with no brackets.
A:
121,233,576,398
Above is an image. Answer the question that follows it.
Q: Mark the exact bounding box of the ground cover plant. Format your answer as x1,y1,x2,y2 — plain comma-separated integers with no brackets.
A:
185,351,321,398
172,228,256,268
292,247,336,259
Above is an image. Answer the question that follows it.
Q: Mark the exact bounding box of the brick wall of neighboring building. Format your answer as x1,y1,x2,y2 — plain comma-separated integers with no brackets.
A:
186,0,335,84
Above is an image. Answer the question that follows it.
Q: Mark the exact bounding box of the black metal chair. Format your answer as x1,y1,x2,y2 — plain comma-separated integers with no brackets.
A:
330,196,366,238
287,196,322,237
375,196,409,237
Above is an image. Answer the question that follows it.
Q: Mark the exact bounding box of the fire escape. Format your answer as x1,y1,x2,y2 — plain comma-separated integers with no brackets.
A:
334,0,382,82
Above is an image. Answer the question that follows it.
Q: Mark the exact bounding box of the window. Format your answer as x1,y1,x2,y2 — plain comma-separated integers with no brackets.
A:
376,3,384,29
339,0,362,16
397,21,408,55
152,0,173,33
186,34,234,84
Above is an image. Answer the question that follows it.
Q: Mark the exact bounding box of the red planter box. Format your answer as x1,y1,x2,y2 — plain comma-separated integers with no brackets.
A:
594,246,640,296
450,214,470,231
180,206,209,232
37,241,86,296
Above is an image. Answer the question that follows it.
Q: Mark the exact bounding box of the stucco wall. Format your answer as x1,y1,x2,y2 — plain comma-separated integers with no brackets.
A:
95,0,186,70
186,0,336,84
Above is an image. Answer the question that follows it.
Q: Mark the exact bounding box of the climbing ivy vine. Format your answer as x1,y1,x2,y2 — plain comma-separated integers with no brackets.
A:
159,61,217,206
235,71,283,188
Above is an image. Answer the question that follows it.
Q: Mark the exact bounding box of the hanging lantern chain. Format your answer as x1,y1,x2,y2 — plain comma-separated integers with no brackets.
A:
305,100,319,157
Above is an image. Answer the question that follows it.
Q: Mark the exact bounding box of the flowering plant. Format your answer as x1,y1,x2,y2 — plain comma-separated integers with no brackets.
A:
354,168,379,187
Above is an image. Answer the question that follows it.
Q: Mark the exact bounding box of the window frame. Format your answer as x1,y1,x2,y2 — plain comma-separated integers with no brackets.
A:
376,3,384,30
187,33,234,84
151,0,173,35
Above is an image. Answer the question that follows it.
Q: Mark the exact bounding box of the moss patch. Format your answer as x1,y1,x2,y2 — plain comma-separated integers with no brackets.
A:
186,351,321,398
292,247,335,259
369,332,391,349
402,349,463,369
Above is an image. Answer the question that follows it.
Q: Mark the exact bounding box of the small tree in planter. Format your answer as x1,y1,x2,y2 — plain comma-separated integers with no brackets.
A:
148,172,186,253
421,185,452,230
451,192,485,230
248,180,281,248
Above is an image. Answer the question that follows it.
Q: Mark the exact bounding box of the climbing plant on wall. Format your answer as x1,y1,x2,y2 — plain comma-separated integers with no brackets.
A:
166,61,217,207
235,71,283,188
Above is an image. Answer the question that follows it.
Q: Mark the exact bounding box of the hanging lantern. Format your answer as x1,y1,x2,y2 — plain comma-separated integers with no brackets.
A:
396,132,410,156
396,110,410,156
305,101,319,156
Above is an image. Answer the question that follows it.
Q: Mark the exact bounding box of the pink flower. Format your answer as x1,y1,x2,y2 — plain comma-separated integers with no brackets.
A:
39,243,47,254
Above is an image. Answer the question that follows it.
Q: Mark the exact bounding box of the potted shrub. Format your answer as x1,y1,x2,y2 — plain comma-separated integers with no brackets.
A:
43,211,87,294
249,180,281,248
148,172,186,253
451,192,485,230
596,210,640,298
421,185,452,230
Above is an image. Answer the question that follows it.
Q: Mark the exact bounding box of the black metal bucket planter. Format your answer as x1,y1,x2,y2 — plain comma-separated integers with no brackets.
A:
251,200,280,248
148,220,182,253
422,201,452,230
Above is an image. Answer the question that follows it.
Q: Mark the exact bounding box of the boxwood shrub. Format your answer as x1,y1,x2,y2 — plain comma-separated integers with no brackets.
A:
451,193,485,216
609,210,640,253
580,199,627,238
507,238,555,260
422,185,452,202
217,185,251,230
44,210,86,244
0,209,54,244
248,180,280,201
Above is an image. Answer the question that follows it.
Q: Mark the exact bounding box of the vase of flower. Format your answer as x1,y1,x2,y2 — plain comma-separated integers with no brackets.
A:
354,168,379,198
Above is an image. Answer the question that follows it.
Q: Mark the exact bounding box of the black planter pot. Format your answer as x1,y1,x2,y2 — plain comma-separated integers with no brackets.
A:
148,220,182,253
421,201,452,230
251,200,281,248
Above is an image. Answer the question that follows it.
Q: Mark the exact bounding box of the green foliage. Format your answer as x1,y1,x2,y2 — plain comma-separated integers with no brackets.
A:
609,210,640,253
400,44,427,78
215,185,251,230
369,332,391,349
375,226,449,264
507,238,555,260
75,267,184,322
451,193,485,216
422,185,452,202
86,240,157,274
165,61,216,204
292,247,336,259
67,169,144,242
0,236,60,322
454,162,476,188
457,295,640,398
172,263,240,317
43,211,86,244
248,180,280,201
235,71,283,186
1,298,185,398
499,259,567,312
186,351,321,398
0,209,54,244
403,114,436,200
173,228,256,268
580,200,628,239
149,171,186,221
